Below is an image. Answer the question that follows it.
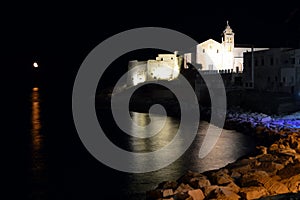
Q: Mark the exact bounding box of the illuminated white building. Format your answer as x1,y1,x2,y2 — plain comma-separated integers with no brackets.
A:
127,21,268,87
127,53,181,86
184,21,268,73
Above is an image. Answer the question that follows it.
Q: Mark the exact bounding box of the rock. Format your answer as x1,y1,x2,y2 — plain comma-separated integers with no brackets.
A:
207,187,240,200
282,174,300,193
257,154,277,162
253,161,284,175
256,146,268,154
177,171,202,185
240,170,271,187
210,169,233,185
256,125,266,134
230,171,241,180
224,181,240,193
163,189,174,197
269,143,279,153
239,186,268,199
275,155,294,166
263,178,289,195
202,185,219,197
261,116,272,123
175,183,194,194
187,189,205,200
157,181,178,190
189,177,211,189
277,162,300,179
278,148,297,157
173,192,190,200
146,189,163,200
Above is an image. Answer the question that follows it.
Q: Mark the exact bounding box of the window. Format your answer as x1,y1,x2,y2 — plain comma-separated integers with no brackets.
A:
291,76,294,83
270,57,274,65
217,49,219,53
255,58,258,66
161,58,163,61
275,76,278,82
291,58,295,64
261,57,264,66
283,77,286,83
203,49,205,53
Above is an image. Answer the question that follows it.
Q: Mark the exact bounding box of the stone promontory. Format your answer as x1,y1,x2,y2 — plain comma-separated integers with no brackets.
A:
146,110,300,200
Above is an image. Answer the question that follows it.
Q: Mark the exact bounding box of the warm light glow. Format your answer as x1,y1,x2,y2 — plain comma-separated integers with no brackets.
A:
33,87,39,91
32,89,41,150
33,62,39,68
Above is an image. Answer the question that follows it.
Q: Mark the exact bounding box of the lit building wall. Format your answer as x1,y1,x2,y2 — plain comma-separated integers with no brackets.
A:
196,39,223,71
127,53,180,86
127,60,147,87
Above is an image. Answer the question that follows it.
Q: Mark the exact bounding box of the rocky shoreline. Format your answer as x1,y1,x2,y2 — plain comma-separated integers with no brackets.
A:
146,108,300,200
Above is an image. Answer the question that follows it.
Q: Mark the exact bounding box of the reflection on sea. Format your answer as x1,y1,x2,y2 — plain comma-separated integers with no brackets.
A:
30,87,48,199
117,112,259,199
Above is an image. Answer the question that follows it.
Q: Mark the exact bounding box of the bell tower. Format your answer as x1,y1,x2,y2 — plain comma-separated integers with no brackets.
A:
222,20,234,52
222,21,235,69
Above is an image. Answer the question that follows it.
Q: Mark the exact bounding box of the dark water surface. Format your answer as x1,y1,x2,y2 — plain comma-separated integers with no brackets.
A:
11,84,259,200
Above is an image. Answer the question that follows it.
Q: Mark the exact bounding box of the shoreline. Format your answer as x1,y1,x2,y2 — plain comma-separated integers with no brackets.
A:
146,108,300,200
95,94,300,199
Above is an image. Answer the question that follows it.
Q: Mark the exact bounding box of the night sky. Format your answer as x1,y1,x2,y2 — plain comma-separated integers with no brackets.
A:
3,3,300,84
3,3,300,122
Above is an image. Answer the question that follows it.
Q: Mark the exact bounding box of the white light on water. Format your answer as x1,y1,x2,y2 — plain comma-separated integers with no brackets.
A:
33,62,38,68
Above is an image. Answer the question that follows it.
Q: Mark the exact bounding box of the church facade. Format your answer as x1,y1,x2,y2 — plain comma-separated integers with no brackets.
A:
184,21,268,73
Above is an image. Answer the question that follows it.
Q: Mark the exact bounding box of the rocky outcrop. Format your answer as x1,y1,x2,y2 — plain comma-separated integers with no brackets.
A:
146,109,300,199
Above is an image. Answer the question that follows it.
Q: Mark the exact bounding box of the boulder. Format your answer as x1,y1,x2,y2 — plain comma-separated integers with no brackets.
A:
173,192,190,200
277,162,300,179
282,174,300,193
268,143,279,153
263,178,289,195
240,170,271,187
256,146,268,155
224,181,240,193
202,185,219,197
163,189,174,197
207,187,240,200
146,189,163,200
239,186,268,199
175,183,194,194
210,169,233,185
261,116,272,123
177,171,203,184
189,177,211,189
187,189,205,200
157,181,178,190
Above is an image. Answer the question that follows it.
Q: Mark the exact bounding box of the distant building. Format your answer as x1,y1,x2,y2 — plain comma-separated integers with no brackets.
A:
127,53,181,86
127,21,268,87
243,48,300,97
184,21,268,73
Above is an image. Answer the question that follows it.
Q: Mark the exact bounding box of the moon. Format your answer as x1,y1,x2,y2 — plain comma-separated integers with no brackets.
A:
33,62,38,68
